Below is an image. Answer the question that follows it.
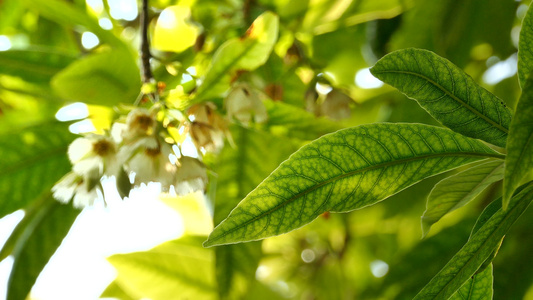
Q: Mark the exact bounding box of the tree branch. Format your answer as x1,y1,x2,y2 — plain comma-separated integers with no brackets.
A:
140,0,153,84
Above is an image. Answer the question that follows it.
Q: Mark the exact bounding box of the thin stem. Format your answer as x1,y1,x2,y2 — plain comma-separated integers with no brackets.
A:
140,0,153,84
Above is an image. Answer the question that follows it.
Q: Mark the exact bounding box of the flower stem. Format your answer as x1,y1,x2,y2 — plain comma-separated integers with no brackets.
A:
140,0,154,85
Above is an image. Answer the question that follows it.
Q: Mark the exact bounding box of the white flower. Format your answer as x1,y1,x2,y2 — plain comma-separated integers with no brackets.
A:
174,156,207,195
126,138,177,190
68,134,119,177
122,108,157,143
225,83,268,125
321,89,352,120
52,172,99,208
188,103,227,152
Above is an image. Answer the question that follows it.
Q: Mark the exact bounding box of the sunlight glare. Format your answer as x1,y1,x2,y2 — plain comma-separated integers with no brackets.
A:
370,259,389,278
355,68,384,89
0,36,12,51
55,102,90,122
482,54,517,85
109,0,138,21
81,32,100,49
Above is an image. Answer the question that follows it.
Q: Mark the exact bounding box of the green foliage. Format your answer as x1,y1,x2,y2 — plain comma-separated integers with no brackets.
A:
205,123,501,247
503,74,533,209
51,50,141,105
422,160,504,237
449,264,493,300
370,48,512,148
0,122,74,218
519,3,533,88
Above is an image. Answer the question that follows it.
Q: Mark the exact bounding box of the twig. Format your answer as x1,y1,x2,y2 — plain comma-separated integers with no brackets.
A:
140,0,154,84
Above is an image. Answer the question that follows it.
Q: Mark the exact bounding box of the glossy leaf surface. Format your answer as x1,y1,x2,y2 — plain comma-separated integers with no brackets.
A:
204,123,501,247
422,159,504,237
449,264,493,300
414,182,533,300
370,48,512,147
518,3,533,88
503,74,533,209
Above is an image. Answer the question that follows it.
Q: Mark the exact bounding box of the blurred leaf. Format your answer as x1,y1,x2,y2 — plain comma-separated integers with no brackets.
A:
0,0,25,31
449,264,493,300
21,0,125,48
414,182,533,300
194,12,279,101
263,100,341,140
422,159,504,237
106,236,217,300
0,49,76,84
7,195,80,300
204,123,501,247
371,48,513,147
51,50,141,106
503,73,533,209
212,126,299,298
100,281,136,300
0,122,74,218
153,5,200,53
519,3,533,88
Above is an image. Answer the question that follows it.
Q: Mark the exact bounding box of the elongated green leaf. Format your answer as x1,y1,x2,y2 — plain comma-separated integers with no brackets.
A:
502,74,533,209
0,49,76,83
421,160,504,237
51,50,141,106
193,12,279,102
263,100,342,140
213,126,298,298
449,264,493,300
106,236,216,300
21,0,124,48
7,195,80,300
518,3,533,88
414,182,533,300
204,123,502,247
370,48,512,147
0,122,74,218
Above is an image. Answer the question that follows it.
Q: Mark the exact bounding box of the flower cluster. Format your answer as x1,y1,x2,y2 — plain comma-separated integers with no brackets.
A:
53,107,209,208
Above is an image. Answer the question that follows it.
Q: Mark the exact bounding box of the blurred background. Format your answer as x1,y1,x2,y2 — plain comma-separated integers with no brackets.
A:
0,0,532,299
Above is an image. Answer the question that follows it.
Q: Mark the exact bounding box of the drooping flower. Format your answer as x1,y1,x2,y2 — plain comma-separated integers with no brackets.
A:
187,103,227,152
122,108,158,143
225,83,268,125
68,134,119,177
126,138,177,190
174,156,208,195
52,172,100,208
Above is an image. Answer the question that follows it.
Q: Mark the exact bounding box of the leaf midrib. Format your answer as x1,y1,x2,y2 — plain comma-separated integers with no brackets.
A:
207,151,504,245
372,69,509,134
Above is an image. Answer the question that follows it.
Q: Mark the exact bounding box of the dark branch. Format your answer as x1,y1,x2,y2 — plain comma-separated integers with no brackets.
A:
140,0,153,84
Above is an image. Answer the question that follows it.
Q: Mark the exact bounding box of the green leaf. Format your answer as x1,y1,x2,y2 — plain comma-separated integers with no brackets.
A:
204,123,502,247
502,73,533,209
100,281,136,300
370,48,512,147
6,195,80,300
421,159,504,237
106,236,216,300
518,3,533,88
413,182,533,300
0,122,74,218
212,126,298,298
0,49,76,83
193,12,279,102
21,0,125,48
449,264,493,300
51,50,141,106
263,100,342,140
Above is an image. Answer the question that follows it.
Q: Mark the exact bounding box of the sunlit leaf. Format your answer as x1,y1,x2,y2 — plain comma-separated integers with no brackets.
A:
51,50,141,106
21,0,125,48
100,281,136,300
0,49,76,83
518,3,533,88
0,122,74,218
153,5,200,53
204,123,502,247
193,12,279,102
370,48,512,147
7,195,80,300
503,73,533,209
414,182,533,300
106,236,217,300
449,264,493,300
421,159,504,237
